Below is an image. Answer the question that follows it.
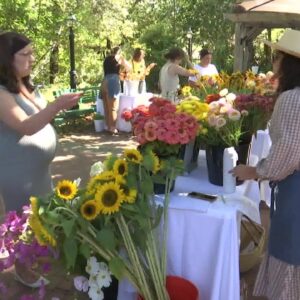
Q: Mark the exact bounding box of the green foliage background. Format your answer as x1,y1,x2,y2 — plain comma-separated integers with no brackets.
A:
0,0,275,93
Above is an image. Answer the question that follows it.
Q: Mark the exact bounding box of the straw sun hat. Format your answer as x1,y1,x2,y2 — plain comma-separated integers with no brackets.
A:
264,29,300,59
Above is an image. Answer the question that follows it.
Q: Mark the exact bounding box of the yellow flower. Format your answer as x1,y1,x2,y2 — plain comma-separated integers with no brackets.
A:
55,180,78,201
29,215,57,247
30,196,39,215
181,85,192,96
121,185,138,204
80,200,99,221
95,182,123,214
123,149,143,164
149,151,160,174
113,159,128,177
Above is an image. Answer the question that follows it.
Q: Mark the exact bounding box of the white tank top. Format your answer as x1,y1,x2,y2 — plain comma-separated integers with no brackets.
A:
159,61,179,102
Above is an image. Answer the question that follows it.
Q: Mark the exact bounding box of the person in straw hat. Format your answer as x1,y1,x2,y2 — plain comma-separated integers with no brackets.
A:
231,29,300,299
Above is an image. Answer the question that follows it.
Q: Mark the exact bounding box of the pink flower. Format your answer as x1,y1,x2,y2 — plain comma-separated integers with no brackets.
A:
144,128,157,142
74,276,89,292
156,128,167,141
144,120,158,131
165,131,180,144
165,118,179,130
137,132,147,144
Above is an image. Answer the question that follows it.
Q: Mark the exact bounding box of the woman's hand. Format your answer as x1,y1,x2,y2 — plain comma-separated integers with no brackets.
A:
229,165,259,181
54,92,83,112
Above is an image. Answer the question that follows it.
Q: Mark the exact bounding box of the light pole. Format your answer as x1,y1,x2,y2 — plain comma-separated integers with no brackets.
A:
186,27,193,61
67,15,77,90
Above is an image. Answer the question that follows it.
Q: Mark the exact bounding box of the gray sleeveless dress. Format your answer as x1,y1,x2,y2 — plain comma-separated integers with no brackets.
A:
0,85,57,212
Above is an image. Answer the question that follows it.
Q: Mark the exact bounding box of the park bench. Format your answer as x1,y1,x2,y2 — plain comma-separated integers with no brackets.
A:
53,86,99,126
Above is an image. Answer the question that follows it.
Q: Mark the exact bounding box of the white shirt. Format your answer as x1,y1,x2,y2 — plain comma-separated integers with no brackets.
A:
189,63,218,82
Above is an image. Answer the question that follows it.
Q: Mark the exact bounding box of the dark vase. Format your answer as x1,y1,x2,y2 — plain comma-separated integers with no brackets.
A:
205,141,252,186
153,180,175,194
178,139,201,172
137,275,199,300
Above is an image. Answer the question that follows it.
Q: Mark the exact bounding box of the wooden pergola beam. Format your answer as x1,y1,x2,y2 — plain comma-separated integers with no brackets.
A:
225,12,300,28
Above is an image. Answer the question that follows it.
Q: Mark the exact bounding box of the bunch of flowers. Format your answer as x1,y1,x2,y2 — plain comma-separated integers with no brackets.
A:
73,257,112,300
0,206,56,273
234,93,276,135
124,97,199,157
28,147,183,300
198,89,246,147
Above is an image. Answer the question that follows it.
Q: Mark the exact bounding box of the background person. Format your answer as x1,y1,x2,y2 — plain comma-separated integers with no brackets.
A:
0,32,82,213
231,29,300,299
188,49,218,88
101,46,131,134
131,48,156,93
159,47,196,102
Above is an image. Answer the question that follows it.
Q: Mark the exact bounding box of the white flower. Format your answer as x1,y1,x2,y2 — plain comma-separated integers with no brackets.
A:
99,262,109,272
258,73,266,79
96,269,112,288
241,110,249,116
90,161,104,177
74,276,89,292
228,109,241,121
216,117,226,128
207,115,218,126
266,71,274,79
225,93,236,103
219,104,232,114
217,97,226,105
208,101,219,110
219,88,228,97
88,285,104,300
86,256,101,276
73,177,81,187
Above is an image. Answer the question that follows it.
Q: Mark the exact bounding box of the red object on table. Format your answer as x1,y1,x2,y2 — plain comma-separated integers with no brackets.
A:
137,275,199,300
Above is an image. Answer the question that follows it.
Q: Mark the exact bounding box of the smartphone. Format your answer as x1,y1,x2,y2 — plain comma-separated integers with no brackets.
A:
188,191,218,202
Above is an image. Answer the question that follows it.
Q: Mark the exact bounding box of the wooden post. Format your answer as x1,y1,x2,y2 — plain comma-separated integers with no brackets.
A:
234,23,244,71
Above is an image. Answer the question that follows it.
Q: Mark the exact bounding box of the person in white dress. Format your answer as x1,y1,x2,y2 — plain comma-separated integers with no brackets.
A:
188,49,218,88
159,47,196,102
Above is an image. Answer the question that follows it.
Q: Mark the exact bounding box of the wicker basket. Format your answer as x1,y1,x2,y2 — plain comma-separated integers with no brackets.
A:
239,215,266,273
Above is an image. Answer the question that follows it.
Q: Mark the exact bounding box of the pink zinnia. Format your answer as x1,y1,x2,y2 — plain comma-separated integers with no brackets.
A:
137,132,147,144
165,130,180,144
156,128,167,141
145,128,157,141
144,120,158,131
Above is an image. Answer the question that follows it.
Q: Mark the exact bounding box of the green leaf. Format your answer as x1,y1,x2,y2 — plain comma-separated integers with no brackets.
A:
109,257,126,280
61,219,75,237
79,243,91,259
63,238,78,269
96,228,117,251
140,176,154,195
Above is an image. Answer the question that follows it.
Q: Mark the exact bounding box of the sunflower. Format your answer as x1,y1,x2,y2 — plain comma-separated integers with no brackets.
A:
121,185,137,204
113,159,128,177
123,149,143,164
149,151,160,174
55,180,78,201
95,182,123,214
86,171,116,196
29,215,57,247
80,200,99,221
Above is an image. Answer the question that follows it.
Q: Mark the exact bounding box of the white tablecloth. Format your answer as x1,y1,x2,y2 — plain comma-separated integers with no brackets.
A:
116,93,153,132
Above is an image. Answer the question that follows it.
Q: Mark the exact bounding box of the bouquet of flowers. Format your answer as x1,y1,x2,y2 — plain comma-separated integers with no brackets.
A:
197,89,246,147
124,97,199,157
28,146,184,300
234,93,276,136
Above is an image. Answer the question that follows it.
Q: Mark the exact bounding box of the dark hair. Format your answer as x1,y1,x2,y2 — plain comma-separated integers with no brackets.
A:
0,32,34,93
199,49,212,59
164,48,185,61
111,46,120,56
277,52,300,93
132,48,143,62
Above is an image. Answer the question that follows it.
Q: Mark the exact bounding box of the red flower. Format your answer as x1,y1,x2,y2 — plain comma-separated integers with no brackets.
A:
205,94,221,104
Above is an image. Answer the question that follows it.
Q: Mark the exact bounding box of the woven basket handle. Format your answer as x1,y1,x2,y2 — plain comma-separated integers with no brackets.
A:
241,214,261,246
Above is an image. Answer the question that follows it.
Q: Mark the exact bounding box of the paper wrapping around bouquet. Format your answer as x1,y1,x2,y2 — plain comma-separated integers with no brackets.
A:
223,147,238,194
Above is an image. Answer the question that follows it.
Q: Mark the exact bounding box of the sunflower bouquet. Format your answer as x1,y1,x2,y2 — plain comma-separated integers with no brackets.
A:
28,147,182,300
